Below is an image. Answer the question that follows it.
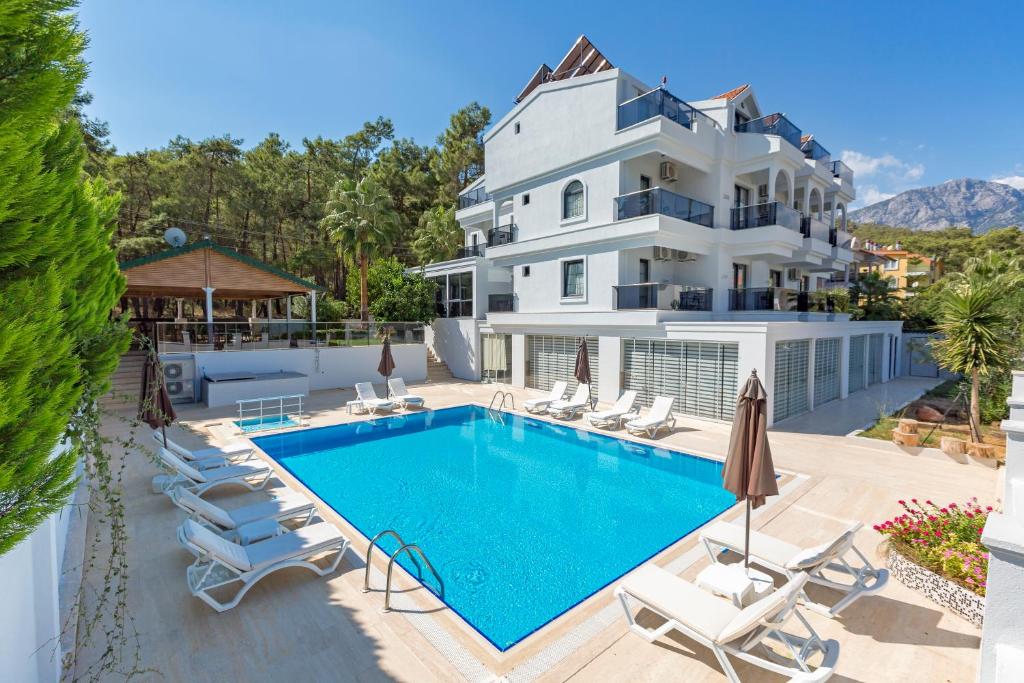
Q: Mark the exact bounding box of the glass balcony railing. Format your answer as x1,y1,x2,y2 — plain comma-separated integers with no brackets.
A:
455,244,484,259
730,201,801,231
614,284,713,311
616,88,709,131
728,287,808,312
734,112,802,149
801,138,831,162
800,215,831,241
488,293,514,312
487,224,515,247
615,187,714,227
831,160,854,183
458,186,492,209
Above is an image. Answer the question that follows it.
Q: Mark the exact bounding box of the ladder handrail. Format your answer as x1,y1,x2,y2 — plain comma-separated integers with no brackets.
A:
384,543,445,611
487,390,515,412
363,529,421,592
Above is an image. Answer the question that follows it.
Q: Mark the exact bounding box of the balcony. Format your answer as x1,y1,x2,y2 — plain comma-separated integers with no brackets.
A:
615,187,715,227
729,287,809,312
829,228,838,246
455,244,485,259
831,160,854,183
487,223,515,247
730,201,801,231
800,138,831,162
488,293,514,313
617,88,709,131
799,216,831,241
613,283,713,311
734,113,802,149
458,186,492,209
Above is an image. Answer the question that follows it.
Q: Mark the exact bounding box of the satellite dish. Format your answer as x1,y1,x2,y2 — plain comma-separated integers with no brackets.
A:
164,227,187,248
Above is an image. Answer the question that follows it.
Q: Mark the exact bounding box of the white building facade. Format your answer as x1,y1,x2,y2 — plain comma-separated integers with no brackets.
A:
422,38,902,426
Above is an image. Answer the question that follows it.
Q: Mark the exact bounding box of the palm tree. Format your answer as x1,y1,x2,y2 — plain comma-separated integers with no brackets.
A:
849,271,900,320
931,254,1022,441
321,176,400,321
412,205,462,265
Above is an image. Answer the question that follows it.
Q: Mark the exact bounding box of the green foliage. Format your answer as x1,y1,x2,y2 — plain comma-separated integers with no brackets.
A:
0,0,128,555
851,223,1024,272
291,292,350,320
431,102,491,204
412,205,462,264
849,271,901,320
365,258,439,323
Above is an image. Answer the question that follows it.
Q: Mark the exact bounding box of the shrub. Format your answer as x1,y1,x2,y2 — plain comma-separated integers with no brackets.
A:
875,498,991,595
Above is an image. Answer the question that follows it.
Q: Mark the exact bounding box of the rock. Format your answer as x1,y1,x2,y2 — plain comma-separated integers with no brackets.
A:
849,178,1024,233
916,405,945,423
940,437,967,456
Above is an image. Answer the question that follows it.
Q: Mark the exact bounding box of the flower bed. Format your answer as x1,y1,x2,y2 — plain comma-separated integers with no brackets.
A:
875,498,991,596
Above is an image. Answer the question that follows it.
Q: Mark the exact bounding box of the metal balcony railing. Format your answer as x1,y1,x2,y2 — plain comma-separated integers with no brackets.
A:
487,224,515,247
616,88,711,131
730,201,802,231
455,244,484,259
615,187,715,227
800,138,831,161
613,284,713,311
488,293,514,312
728,287,809,312
735,112,803,150
831,160,854,183
458,186,492,209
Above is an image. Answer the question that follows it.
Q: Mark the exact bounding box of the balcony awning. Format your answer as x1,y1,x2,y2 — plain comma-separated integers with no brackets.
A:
120,239,322,300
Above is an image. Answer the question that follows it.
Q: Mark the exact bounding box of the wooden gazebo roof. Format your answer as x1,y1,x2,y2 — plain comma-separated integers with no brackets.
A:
120,240,322,300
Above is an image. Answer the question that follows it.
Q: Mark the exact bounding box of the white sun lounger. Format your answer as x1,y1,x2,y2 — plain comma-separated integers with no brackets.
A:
355,382,395,414
169,486,316,535
155,447,271,497
616,565,838,683
624,396,676,437
387,377,425,409
523,381,567,414
152,428,254,463
700,520,889,617
178,519,350,612
584,390,638,428
547,384,591,419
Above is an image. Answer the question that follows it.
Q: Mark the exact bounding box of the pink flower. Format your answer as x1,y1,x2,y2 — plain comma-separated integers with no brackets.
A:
986,506,994,512
911,498,918,504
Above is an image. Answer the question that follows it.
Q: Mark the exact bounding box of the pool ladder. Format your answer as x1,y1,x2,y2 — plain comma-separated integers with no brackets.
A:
487,390,515,423
363,529,445,612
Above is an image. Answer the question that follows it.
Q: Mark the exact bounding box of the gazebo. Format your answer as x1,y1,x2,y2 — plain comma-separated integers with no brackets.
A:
120,239,323,349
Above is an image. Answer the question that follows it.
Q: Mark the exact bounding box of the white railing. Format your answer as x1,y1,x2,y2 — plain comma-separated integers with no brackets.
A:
236,394,305,432
156,320,425,353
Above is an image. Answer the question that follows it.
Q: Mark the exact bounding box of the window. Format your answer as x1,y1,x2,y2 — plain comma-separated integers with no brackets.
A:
734,110,751,128
514,122,520,134
562,259,584,298
885,259,900,271
447,271,473,317
562,180,584,219
734,185,750,208
732,263,748,289
769,269,782,287
640,175,651,190
522,193,530,205
522,265,530,277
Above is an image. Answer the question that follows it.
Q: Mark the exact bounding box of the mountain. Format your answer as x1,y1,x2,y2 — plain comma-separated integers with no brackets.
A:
849,178,1024,232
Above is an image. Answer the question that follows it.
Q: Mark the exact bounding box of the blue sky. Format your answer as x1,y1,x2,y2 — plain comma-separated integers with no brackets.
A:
78,0,1024,208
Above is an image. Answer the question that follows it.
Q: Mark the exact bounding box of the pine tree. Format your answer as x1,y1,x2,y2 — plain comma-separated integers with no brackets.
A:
0,0,128,555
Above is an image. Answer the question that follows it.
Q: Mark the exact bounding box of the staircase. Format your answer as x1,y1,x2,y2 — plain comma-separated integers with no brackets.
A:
98,349,146,411
426,348,454,384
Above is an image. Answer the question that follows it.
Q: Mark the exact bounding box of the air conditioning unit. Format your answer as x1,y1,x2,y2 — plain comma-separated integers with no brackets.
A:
161,354,196,404
653,247,695,262
659,160,678,182
786,267,800,281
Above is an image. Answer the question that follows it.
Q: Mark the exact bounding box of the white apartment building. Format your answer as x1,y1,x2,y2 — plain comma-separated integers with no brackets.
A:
421,36,903,426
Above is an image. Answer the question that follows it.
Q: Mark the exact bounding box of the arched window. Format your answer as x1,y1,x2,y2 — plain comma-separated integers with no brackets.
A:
562,180,584,219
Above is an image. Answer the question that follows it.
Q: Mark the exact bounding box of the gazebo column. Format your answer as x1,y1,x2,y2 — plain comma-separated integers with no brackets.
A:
286,296,292,346
266,298,273,348
202,286,215,344
309,290,317,345
175,298,184,321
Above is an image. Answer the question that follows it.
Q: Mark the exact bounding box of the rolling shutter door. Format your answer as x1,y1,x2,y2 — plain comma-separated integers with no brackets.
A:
622,339,738,421
868,333,884,385
813,337,841,407
773,340,810,423
525,335,599,395
848,335,866,393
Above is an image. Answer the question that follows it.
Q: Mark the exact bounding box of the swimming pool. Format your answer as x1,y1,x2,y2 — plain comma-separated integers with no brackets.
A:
252,405,734,651
234,415,300,433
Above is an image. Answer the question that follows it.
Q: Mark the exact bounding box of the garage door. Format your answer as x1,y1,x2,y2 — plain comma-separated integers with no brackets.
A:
526,335,599,395
868,333,884,385
774,340,810,423
622,339,739,421
848,335,866,393
813,338,841,407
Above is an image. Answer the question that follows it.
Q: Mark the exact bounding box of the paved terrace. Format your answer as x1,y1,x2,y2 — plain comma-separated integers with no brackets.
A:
78,377,997,682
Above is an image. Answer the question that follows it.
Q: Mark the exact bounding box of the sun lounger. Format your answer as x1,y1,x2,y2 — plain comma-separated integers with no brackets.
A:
155,447,271,496
387,377,425,409
700,520,889,617
616,565,838,683
523,381,567,414
584,390,638,428
178,519,350,612
547,384,591,419
170,486,316,536
355,382,395,414
152,428,254,463
624,396,676,437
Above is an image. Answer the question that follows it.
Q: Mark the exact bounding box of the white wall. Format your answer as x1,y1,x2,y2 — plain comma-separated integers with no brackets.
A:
425,319,480,380
194,345,427,391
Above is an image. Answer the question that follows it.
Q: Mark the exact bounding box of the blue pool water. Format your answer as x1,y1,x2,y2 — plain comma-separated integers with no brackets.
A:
234,415,300,433
252,405,734,650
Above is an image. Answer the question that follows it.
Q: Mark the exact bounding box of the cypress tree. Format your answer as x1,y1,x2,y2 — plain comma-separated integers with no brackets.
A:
0,0,127,555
